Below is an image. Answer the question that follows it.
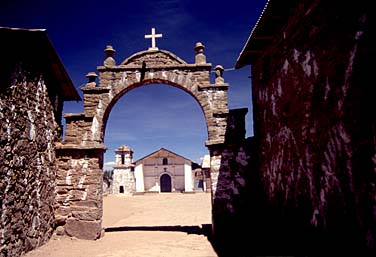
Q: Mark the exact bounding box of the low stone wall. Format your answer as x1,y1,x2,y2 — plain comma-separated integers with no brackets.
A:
0,69,58,256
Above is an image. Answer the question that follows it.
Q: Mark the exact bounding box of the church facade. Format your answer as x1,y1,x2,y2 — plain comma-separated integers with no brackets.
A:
112,146,198,193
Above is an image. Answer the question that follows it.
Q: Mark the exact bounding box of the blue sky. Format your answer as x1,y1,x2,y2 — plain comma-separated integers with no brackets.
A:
1,0,266,169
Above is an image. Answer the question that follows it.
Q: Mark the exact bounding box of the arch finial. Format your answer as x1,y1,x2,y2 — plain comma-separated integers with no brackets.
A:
194,42,206,64
104,45,116,67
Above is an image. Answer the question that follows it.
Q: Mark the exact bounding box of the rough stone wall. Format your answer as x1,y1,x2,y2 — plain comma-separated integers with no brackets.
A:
250,0,375,254
0,67,58,256
54,147,104,240
209,109,258,256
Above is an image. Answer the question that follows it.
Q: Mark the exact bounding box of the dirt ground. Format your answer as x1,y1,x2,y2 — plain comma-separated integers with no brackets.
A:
23,192,218,257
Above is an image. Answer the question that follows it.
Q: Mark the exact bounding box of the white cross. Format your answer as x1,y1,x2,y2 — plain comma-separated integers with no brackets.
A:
144,28,163,51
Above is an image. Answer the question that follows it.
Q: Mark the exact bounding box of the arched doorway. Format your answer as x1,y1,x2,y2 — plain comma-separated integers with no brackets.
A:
160,174,172,192
56,43,230,240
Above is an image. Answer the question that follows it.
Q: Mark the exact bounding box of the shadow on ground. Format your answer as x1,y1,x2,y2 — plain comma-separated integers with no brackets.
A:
105,223,213,237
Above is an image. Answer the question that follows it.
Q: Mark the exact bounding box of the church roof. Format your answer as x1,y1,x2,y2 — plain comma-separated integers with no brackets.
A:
134,148,194,164
0,27,81,101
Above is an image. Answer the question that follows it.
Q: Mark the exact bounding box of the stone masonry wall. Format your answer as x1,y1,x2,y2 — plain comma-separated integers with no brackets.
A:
0,67,58,256
54,147,104,240
250,0,375,254
209,109,259,256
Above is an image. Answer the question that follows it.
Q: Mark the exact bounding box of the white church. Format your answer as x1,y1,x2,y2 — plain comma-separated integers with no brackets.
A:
111,145,202,194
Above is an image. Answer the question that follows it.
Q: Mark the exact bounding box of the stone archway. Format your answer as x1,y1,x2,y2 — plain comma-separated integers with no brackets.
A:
55,42,231,240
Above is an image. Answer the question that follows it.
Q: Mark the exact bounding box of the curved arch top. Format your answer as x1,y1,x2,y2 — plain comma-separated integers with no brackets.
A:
62,45,230,151
121,49,188,66
100,78,209,139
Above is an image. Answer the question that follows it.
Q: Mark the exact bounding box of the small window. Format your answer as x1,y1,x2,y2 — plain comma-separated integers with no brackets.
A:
119,186,124,193
121,154,125,165
163,158,168,165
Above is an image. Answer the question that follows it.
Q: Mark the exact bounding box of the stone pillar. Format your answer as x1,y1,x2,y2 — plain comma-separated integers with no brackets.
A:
55,145,106,240
79,75,110,144
112,145,135,194
208,108,251,255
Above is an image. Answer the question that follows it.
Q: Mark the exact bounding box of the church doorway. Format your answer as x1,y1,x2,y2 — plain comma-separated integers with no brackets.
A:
160,174,172,192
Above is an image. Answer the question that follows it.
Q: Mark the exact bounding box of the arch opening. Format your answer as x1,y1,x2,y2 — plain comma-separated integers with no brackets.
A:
101,78,210,141
102,83,212,233
103,83,209,170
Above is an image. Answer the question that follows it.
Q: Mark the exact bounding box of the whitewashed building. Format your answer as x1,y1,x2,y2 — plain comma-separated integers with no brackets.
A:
111,147,198,193
134,148,195,193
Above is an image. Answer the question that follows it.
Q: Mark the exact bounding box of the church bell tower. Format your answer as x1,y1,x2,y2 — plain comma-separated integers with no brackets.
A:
112,145,135,194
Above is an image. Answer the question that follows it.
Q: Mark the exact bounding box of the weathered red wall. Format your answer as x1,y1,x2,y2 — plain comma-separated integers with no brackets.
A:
250,0,374,254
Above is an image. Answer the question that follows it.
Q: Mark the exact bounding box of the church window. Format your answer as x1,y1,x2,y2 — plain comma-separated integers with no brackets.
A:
163,158,168,165
121,154,125,164
119,186,124,193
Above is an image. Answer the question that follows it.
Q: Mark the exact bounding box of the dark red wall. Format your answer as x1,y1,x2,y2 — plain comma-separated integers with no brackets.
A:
250,0,374,254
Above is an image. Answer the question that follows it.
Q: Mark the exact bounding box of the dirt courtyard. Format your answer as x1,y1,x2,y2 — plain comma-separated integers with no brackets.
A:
23,192,218,257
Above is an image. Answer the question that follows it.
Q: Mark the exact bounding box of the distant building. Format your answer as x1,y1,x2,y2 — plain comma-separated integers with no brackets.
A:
112,147,202,193
134,148,197,193
112,145,135,194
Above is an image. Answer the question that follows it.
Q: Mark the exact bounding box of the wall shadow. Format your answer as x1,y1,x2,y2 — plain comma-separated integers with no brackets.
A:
209,108,318,256
105,224,213,238
209,111,376,256
208,108,264,257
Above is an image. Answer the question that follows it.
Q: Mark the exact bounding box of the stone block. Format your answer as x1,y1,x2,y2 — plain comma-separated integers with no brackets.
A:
71,200,102,209
72,209,101,221
69,190,87,201
55,226,66,236
55,205,71,215
64,218,102,240
55,215,67,226
55,194,69,203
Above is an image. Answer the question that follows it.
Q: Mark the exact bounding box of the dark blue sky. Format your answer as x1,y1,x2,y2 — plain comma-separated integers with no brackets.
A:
1,0,267,169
